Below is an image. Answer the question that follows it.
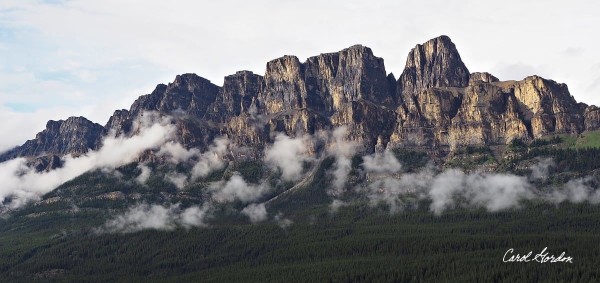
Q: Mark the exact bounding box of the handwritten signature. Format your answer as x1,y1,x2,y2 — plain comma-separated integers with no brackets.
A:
503,247,573,263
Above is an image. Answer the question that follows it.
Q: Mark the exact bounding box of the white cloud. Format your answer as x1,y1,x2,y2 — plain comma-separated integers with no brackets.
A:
327,126,358,195
166,172,188,190
102,203,179,233
429,170,534,215
362,150,402,174
329,199,349,213
274,212,293,229
264,133,313,181
546,177,600,204
156,137,231,183
529,158,554,181
362,166,436,213
241,203,268,223
209,173,271,203
191,137,229,180
101,203,211,233
135,164,151,185
179,204,211,228
360,165,545,215
157,142,199,163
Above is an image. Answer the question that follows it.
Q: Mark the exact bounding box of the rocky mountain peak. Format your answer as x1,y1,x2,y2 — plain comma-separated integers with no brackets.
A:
259,55,306,114
469,72,499,84
104,109,131,136
398,35,470,104
171,73,216,92
207,70,263,121
129,73,220,118
339,44,376,60
0,116,104,161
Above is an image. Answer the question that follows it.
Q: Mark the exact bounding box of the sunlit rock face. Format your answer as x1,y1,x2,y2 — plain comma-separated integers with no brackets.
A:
585,105,600,131
511,75,583,138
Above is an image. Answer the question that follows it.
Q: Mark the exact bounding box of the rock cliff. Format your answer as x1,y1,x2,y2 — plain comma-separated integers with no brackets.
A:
0,117,104,161
3,35,598,161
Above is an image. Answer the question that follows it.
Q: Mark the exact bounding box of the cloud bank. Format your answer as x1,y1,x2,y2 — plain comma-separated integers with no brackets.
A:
359,157,600,215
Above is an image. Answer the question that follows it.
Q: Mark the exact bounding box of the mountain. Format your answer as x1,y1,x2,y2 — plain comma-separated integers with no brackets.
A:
2,35,599,162
3,35,600,282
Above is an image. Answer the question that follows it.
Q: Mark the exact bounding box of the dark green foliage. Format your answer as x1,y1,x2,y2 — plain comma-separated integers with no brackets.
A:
445,145,497,170
508,138,527,151
392,149,429,172
268,157,335,216
230,161,265,183
453,145,493,155
526,147,600,172
530,136,562,148
0,202,599,282
501,147,600,174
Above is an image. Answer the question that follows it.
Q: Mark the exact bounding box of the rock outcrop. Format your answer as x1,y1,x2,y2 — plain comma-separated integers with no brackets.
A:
398,35,470,104
207,71,262,122
511,76,583,138
584,105,600,131
0,117,104,161
2,35,597,161
129,73,219,118
469,72,499,84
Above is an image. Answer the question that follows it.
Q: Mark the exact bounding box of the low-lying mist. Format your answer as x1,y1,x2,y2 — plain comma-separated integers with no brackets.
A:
0,114,598,233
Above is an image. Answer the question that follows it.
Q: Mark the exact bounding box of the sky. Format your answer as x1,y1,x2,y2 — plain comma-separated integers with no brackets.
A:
0,0,599,152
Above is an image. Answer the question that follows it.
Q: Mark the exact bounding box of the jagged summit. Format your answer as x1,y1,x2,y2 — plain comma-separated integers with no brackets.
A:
0,116,104,161
469,72,499,84
2,36,599,161
399,35,470,101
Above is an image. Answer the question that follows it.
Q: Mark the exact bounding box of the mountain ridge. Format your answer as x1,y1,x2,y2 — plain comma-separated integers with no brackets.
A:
3,35,599,162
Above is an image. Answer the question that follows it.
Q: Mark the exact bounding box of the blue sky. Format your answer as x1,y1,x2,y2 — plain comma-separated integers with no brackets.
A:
0,0,599,152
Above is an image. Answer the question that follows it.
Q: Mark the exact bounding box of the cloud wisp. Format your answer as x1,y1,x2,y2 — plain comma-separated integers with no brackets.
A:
209,173,271,203
154,137,232,189
264,133,313,182
135,164,152,185
241,203,268,223
326,126,358,196
100,203,212,233
362,150,402,175
0,112,176,208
